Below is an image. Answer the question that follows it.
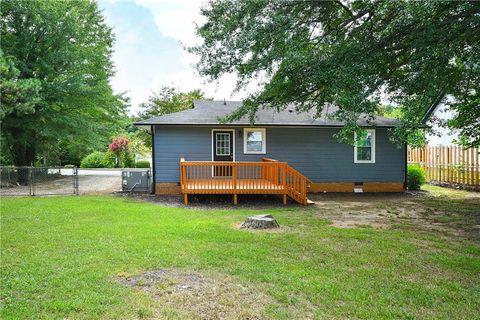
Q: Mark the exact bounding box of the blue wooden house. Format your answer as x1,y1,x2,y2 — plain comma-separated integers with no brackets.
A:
135,101,405,205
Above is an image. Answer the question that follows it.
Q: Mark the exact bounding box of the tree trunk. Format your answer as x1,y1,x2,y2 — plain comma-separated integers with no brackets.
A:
241,214,280,229
43,148,49,166
8,129,36,185
12,143,35,167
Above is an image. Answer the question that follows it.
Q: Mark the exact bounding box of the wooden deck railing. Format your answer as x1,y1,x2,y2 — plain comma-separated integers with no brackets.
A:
180,157,308,205
285,165,308,204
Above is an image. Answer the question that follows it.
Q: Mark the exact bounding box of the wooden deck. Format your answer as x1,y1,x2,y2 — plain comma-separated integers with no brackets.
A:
185,179,285,192
180,158,309,205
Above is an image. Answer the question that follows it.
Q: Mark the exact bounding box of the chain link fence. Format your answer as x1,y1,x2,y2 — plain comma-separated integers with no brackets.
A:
0,167,151,196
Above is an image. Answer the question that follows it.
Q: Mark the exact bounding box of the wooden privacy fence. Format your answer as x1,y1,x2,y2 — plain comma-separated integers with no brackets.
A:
408,145,480,189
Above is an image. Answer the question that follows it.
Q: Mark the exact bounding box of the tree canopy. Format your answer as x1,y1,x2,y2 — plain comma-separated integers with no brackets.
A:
137,86,209,120
191,0,480,146
0,0,128,166
131,86,210,149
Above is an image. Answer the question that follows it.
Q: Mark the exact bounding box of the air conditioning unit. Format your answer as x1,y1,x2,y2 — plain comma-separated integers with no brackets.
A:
122,169,151,192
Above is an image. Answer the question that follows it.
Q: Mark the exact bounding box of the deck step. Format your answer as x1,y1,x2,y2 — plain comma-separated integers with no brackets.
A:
287,192,312,206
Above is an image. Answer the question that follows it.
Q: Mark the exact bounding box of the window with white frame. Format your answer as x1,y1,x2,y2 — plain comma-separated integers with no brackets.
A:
215,133,231,155
244,128,266,154
354,129,375,163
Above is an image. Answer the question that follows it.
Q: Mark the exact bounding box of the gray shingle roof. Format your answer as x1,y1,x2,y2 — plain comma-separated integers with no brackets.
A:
135,100,400,127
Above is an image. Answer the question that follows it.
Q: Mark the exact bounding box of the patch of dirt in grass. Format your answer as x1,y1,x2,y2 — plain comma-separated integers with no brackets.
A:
309,191,480,243
117,269,276,319
330,218,390,229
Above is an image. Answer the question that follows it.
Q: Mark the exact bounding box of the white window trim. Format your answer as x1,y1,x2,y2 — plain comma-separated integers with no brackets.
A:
243,128,266,154
211,129,235,161
215,132,231,156
354,129,375,164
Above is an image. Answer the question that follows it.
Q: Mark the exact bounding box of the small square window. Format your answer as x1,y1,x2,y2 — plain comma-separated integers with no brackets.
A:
244,128,266,154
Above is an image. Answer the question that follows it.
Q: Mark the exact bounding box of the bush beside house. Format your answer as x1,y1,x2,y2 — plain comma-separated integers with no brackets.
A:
407,164,426,190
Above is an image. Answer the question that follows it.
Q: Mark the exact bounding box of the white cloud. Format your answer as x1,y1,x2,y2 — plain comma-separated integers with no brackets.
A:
134,0,205,45
133,0,248,101
99,0,249,115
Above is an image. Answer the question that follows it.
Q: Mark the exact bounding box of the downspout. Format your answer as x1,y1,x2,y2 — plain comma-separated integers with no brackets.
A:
151,125,156,194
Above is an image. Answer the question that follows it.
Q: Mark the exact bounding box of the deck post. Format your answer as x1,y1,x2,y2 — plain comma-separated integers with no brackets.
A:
304,179,307,205
180,157,188,205
282,163,287,205
232,162,237,205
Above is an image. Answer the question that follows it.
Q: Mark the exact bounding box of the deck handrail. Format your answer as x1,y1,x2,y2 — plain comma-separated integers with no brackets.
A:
179,158,308,205
284,165,308,205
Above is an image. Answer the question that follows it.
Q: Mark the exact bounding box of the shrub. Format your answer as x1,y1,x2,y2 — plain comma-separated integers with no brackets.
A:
121,150,135,168
135,160,150,168
80,152,106,168
103,150,117,168
407,164,426,190
64,164,75,168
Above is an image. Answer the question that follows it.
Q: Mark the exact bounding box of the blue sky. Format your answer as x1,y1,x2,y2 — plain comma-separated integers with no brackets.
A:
98,0,243,114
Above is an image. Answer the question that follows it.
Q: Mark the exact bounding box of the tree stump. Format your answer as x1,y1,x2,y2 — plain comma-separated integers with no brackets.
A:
240,214,279,229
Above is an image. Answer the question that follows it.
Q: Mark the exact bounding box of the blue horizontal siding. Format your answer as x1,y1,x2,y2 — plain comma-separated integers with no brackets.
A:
154,126,404,183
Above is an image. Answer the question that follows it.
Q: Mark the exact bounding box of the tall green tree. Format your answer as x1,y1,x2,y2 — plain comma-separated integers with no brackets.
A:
137,86,208,120
133,86,209,149
191,0,480,146
0,0,128,166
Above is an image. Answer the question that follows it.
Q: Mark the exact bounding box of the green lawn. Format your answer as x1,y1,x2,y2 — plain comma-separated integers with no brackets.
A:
1,194,479,319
